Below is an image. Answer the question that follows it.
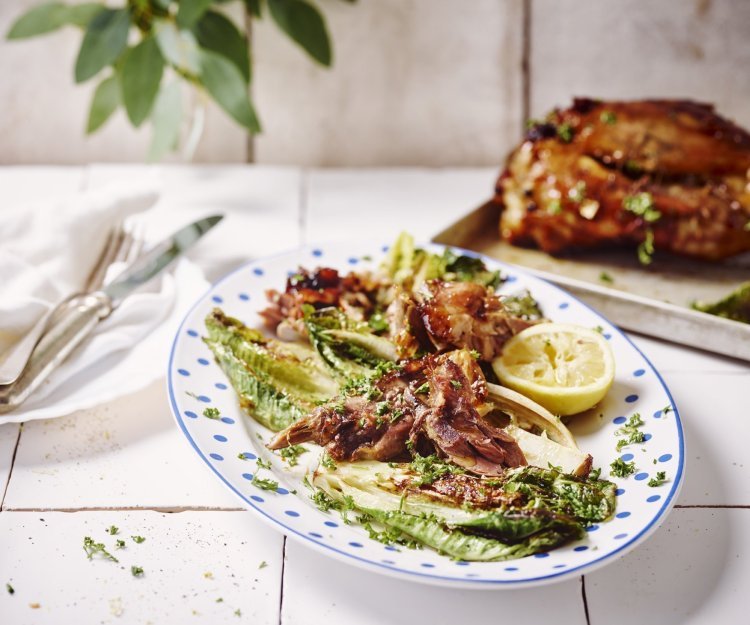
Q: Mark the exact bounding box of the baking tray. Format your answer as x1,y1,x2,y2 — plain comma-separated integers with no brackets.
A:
432,200,750,360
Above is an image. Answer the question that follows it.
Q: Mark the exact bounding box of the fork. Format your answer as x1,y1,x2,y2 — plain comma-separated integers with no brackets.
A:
0,220,144,385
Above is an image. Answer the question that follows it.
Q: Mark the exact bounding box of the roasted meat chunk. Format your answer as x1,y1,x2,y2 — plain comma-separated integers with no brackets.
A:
417,280,536,360
260,267,382,337
496,99,750,262
386,280,536,360
268,350,526,476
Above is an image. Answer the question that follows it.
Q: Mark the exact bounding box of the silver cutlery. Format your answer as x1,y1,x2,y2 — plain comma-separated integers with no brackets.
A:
0,220,145,386
0,215,223,414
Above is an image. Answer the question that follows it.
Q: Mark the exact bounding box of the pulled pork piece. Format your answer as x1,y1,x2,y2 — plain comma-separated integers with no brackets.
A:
268,350,526,476
259,267,382,337
398,472,523,510
387,280,537,360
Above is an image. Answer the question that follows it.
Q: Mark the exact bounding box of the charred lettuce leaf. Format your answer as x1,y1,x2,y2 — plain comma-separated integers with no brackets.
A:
313,460,614,561
303,306,398,381
382,232,503,291
204,309,337,431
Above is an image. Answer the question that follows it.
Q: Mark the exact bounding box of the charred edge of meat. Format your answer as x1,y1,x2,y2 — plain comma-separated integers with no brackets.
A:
415,281,537,361
268,350,527,475
259,266,382,332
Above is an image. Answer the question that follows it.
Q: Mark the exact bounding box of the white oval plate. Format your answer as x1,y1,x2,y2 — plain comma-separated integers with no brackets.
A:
167,241,684,589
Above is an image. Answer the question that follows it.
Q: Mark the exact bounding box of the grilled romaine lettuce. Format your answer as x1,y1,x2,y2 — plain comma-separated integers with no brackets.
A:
313,459,615,561
382,232,503,290
204,309,337,430
303,306,398,381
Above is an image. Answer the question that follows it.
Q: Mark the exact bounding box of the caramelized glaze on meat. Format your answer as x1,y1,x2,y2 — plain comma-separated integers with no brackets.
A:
268,350,526,476
496,99,750,261
417,281,536,360
260,267,381,334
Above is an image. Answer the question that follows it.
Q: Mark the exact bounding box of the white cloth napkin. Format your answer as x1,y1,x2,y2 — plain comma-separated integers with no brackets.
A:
0,183,210,423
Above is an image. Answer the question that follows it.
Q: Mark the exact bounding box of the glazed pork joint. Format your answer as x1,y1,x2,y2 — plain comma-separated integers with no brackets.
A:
496,99,750,262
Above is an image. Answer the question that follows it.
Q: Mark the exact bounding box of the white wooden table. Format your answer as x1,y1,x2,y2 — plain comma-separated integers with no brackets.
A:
0,165,747,624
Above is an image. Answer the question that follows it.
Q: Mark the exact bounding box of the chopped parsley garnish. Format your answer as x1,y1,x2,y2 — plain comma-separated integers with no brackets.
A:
439,248,503,289
115,539,126,549
106,525,119,535
662,405,673,415
278,445,307,467
310,490,341,512
320,453,337,471
469,349,481,360
624,160,642,175
568,181,586,203
450,380,462,390
546,199,562,215
615,413,646,450
259,561,268,569
390,409,405,424
6,583,14,595
410,454,465,486
216,598,224,603
648,471,667,487
414,382,430,395
637,229,655,265
589,467,602,480
252,477,279,491
600,110,617,125
599,271,614,284
83,537,119,562
368,312,389,333
502,291,544,320
375,402,390,416
235,609,242,617
131,566,144,577
256,457,271,471
610,458,636,478
594,325,604,334
131,536,146,544
557,122,574,143
356,513,421,549
623,192,661,223
202,407,221,419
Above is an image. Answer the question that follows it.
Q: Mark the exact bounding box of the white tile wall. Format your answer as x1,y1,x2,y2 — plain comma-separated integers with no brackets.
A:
1,0,750,165
530,0,750,127
253,0,524,166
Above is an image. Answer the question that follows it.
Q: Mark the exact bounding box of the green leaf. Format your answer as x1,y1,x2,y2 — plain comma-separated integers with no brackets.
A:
149,82,182,161
176,0,213,29
267,0,332,66
7,3,68,39
244,0,262,17
119,36,165,127
75,8,130,83
86,75,120,133
199,50,260,132
65,3,106,28
193,10,250,83
155,19,201,75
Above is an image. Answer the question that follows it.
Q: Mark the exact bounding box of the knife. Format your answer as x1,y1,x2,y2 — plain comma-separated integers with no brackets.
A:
0,215,223,414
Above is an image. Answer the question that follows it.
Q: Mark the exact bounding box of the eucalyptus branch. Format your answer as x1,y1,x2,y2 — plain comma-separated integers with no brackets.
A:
7,0,343,160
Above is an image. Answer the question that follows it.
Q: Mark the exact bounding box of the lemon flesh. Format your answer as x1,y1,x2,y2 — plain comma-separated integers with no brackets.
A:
492,323,615,416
